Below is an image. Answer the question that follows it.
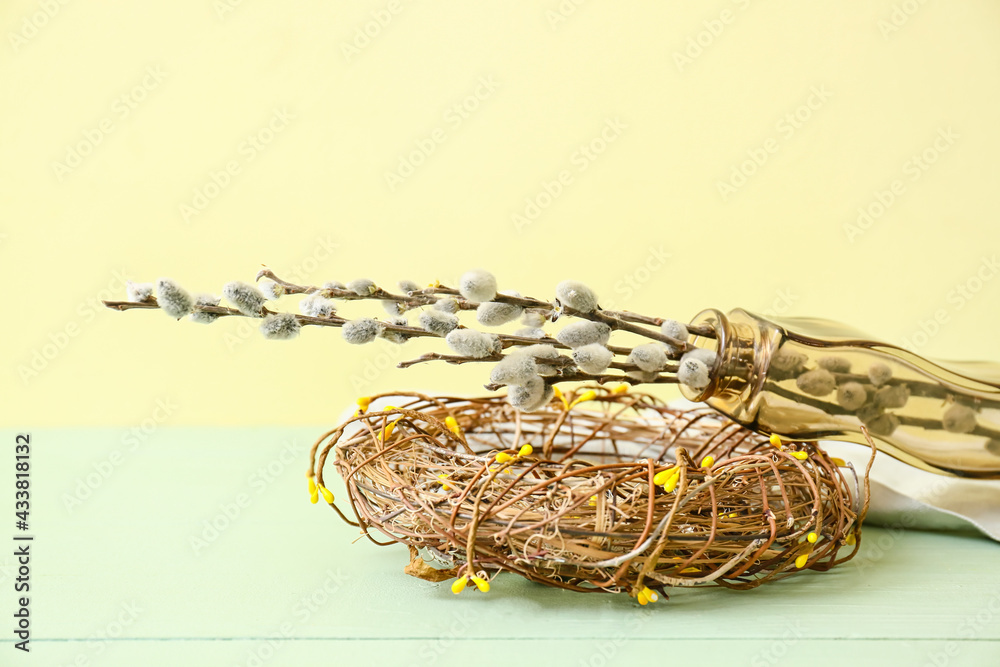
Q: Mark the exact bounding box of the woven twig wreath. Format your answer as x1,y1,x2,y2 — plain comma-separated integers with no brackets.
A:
309,386,872,602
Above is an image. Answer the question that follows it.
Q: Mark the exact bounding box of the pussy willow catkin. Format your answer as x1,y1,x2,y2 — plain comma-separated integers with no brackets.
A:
308,388,873,603
105,268,721,411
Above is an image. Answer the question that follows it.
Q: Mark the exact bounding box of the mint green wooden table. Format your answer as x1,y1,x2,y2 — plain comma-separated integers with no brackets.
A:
6,428,999,666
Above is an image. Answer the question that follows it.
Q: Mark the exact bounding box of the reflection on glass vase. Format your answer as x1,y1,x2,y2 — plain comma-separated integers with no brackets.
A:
679,308,1000,478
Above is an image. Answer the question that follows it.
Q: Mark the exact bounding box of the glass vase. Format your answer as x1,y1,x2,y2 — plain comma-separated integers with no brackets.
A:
679,308,1000,478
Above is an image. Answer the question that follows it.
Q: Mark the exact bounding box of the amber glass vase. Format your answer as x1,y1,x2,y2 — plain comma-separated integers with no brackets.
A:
679,309,1000,478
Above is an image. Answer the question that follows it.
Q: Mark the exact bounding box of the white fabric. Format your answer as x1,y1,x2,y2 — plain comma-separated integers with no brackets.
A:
820,440,1000,541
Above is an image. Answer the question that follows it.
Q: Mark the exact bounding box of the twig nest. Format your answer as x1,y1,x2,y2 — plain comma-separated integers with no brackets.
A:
477,294,523,326
868,363,893,386
299,293,336,318
459,269,497,303
836,382,867,411
316,391,868,598
796,369,836,397
818,356,851,374
507,375,553,412
942,404,977,434
555,321,611,348
629,343,668,372
446,329,501,358
677,355,711,390
189,294,221,324
126,281,154,303
347,278,377,296
490,353,538,386
555,280,598,313
155,278,193,319
573,344,613,374
874,384,910,410
342,317,383,345
223,281,266,317
259,279,285,300
419,309,459,336
433,297,460,314
520,344,561,376
260,313,301,340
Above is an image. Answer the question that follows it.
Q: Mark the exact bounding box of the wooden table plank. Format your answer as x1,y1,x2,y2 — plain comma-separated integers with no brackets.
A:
5,428,999,666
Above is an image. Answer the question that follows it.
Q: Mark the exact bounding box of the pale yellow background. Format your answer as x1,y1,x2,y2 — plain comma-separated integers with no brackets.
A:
3,0,1000,428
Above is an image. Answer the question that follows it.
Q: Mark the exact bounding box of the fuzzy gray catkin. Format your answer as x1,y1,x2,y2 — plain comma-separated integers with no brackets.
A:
127,281,154,303
347,278,377,296
874,384,910,410
476,298,523,326
260,313,301,340
156,278,194,319
677,356,710,390
628,343,668,372
445,329,500,358
573,344,613,374
659,319,688,352
818,356,852,374
684,347,718,368
379,315,411,344
555,321,611,348
419,309,459,336
521,311,546,328
796,369,837,397
836,382,867,411
519,344,561,376
433,297,460,314
868,363,893,386
458,269,497,303
382,300,404,316
398,280,420,294
490,353,538,386
299,293,335,318
555,280,598,313
513,327,546,339
507,375,552,412
223,281,266,317
189,293,221,324
259,279,285,300
942,404,977,434
342,318,382,345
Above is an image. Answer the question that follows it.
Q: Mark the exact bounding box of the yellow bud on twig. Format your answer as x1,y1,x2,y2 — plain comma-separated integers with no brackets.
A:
471,575,490,593
319,485,335,504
